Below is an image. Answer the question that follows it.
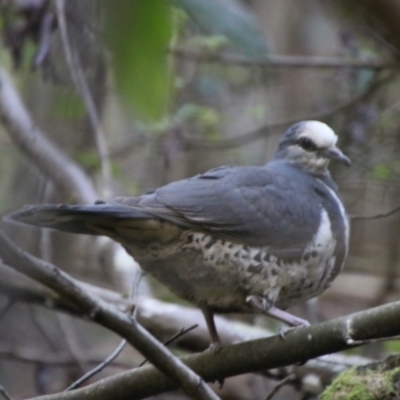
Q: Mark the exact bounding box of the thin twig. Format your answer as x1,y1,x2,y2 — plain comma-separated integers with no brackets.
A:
171,47,400,70
160,325,199,349
0,346,130,368
0,68,98,203
139,324,199,367
182,74,392,149
0,385,14,400
65,266,142,390
265,374,296,400
28,305,59,352
0,262,378,387
55,0,112,198
110,73,394,155
24,299,400,400
65,339,128,391
56,313,86,374
351,204,400,220
0,231,219,400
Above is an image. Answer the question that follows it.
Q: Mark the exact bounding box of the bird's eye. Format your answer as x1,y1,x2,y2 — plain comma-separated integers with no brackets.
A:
298,137,318,151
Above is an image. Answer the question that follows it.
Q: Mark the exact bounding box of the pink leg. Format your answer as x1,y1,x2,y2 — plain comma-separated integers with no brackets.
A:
246,295,310,338
201,306,222,352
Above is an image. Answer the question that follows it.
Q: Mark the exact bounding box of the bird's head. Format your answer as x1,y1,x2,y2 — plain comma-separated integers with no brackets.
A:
274,121,351,174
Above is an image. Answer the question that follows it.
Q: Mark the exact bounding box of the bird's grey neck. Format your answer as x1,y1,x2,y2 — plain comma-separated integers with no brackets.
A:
271,155,337,191
273,150,329,173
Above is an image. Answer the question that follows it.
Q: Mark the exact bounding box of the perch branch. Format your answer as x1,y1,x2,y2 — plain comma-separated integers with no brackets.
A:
23,298,400,400
0,259,373,382
0,68,98,203
0,231,219,400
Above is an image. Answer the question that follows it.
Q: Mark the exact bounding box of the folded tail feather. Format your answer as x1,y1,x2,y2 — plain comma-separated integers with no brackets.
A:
4,204,153,236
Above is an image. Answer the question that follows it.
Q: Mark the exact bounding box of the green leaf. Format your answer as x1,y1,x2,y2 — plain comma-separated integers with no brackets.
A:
172,0,268,57
372,163,391,180
103,0,173,121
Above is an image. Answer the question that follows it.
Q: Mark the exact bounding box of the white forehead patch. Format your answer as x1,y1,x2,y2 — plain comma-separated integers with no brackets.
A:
299,121,337,148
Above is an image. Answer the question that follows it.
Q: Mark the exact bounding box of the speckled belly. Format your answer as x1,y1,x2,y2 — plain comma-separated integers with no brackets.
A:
124,215,344,313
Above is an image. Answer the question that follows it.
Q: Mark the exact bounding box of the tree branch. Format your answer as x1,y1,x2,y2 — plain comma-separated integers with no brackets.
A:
182,74,392,149
351,203,400,220
24,299,400,400
0,385,14,400
55,0,112,198
0,260,374,391
65,339,128,391
0,68,98,204
171,47,400,70
0,259,272,350
0,231,219,400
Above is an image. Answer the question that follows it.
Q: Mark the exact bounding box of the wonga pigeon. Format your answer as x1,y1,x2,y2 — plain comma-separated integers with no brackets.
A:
6,120,351,349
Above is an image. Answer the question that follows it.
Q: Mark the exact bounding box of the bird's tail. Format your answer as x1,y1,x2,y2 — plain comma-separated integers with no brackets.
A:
4,203,153,236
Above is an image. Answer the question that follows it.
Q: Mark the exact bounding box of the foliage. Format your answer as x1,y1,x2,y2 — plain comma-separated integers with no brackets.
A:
102,0,173,121
173,0,268,57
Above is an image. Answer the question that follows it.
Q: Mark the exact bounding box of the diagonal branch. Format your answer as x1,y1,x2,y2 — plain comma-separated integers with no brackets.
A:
2,228,396,398
0,260,374,390
24,299,400,400
55,0,112,197
0,231,219,400
0,68,98,204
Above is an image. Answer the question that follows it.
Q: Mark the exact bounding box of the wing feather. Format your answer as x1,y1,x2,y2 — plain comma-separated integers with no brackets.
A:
112,162,322,258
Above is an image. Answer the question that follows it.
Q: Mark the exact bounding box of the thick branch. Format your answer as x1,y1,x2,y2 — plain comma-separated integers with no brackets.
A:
25,299,400,400
0,231,219,400
0,261,373,390
0,68,98,204
0,260,269,350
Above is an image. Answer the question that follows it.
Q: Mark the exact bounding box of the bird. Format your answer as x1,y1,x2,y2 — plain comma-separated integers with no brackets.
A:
6,120,351,350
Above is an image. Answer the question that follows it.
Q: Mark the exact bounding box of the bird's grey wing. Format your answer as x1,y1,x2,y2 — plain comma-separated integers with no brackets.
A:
113,165,322,258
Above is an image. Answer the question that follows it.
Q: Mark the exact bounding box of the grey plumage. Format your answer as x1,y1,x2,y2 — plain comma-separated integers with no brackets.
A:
6,120,351,348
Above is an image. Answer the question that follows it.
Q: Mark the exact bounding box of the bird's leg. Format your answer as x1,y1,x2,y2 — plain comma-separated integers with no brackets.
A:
200,306,222,352
263,306,310,328
246,295,310,338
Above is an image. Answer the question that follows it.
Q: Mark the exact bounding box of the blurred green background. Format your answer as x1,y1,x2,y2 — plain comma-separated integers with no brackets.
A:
0,1,400,399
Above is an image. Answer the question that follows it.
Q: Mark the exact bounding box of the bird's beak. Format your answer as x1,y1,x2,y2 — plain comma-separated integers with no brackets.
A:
321,146,351,167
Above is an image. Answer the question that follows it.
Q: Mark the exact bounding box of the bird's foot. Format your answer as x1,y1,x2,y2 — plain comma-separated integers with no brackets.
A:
123,302,136,316
276,313,310,339
246,296,311,339
279,322,310,340
208,341,222,354
200,305,223,353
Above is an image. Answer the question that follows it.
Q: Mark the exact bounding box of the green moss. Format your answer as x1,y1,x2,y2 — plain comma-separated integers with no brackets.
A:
321,364,400,400
321,368,373,400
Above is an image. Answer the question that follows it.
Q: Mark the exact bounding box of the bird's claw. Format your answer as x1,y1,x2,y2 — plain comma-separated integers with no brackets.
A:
208,341,222,354
279,319,311,340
